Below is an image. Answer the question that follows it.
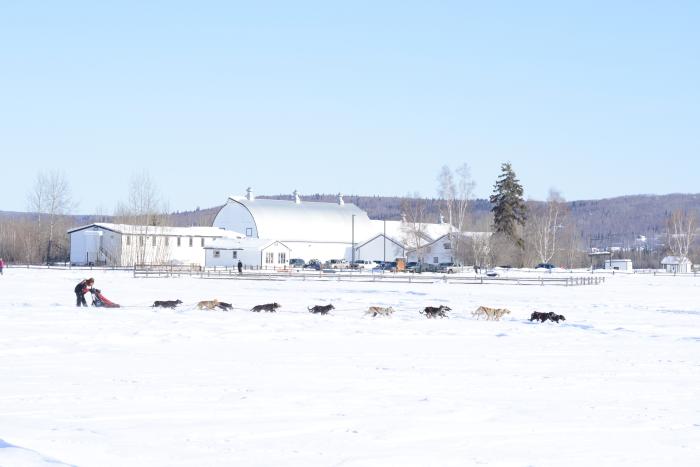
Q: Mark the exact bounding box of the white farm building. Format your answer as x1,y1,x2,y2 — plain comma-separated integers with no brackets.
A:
68,223,243,267
204,238,291,269
661,256,693,274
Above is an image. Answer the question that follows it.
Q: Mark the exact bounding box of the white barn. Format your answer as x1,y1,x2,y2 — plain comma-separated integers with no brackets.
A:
661,256,693,273
204,238,291,269
214,190,378,262
68,223,243,267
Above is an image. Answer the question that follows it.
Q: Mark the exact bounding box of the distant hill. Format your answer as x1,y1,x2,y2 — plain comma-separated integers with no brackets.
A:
3,193,699,250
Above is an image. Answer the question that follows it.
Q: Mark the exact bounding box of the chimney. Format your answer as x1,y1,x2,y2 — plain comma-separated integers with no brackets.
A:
338,193,344,206
293,190,301,204
246,187,254,201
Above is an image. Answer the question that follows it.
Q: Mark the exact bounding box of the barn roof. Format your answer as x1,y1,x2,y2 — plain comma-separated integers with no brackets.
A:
223,196,375,243
67,223,244,239
661,256,692,265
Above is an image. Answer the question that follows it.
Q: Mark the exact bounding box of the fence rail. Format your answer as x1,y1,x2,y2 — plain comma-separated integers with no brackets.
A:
132,264,606,286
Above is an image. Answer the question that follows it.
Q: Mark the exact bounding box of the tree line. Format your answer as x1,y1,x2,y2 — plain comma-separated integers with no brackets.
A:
1,167,697,268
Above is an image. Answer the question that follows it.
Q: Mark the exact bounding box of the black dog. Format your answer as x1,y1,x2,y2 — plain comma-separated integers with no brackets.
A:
549,313,566,323
251,302,281,312
530,311,566,323
530,311,548,322
308,304,335,315
421,305,451,319
152,299,183,309
217,302,233,311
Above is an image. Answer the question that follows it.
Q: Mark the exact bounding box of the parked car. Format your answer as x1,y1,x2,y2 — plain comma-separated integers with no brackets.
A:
326,259,349,269
289,258,305,268
536,263,556,270
304,259,322,270
351,259,376,270
405,261,422,273
374,261,397,272
436,262,466,274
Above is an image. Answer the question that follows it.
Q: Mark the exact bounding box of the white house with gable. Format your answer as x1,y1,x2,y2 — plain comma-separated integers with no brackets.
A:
354,234,406,263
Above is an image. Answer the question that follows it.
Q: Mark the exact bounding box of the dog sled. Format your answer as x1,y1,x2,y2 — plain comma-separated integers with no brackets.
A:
90,289,121,308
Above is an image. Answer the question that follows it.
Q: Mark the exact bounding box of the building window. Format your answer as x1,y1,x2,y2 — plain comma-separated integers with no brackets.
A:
177,237,181,247
265,252,274,264
165,237,169,246
246,228,253,237
189,237,193,247
232,251,238,259
152,236,157,246
433,257,439,263
201,238,205,247
278,252,286,263
443,243,451,250
126,235,131,246
213,250,220,258
139,236,144,246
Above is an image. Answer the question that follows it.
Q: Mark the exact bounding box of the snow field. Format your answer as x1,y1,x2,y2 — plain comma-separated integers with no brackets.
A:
1,268,699,466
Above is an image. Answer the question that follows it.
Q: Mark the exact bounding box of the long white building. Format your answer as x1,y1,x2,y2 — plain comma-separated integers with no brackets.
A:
68,223,243,267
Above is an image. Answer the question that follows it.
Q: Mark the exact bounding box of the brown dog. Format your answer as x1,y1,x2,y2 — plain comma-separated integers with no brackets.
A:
197,299,220,310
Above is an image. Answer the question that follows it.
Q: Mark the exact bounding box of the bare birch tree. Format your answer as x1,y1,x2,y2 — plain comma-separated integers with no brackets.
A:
401,193,429,262
26,170,74,264
525,190,565,265
666,209,697,259
115,172,171,265
437,164,476,264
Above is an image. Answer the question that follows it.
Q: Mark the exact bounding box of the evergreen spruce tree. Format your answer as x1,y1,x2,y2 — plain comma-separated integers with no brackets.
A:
490,162,527,248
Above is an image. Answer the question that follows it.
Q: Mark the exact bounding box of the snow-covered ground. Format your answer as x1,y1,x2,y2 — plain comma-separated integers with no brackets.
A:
1,268,699,467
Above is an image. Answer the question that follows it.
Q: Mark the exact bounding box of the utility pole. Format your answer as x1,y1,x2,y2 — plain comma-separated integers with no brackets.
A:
383,219,386,264
351,214,355,267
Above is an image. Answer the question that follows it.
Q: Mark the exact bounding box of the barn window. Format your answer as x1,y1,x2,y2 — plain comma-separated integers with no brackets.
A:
278,252,286,263
139,236,144,246
232,251,238,259
201,238,205,247
246,228,253,237
265,252,274,264
152,236,157,246
165,237,169,246
213,250,221,258
177,237,181,247
126,236,131,246
189,237,193,247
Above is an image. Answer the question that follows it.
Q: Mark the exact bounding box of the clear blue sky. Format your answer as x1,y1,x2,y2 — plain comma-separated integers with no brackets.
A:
1,1,698,214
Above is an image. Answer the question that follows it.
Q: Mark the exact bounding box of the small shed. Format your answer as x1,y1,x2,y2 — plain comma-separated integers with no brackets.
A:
205,238,291,269
661,256,693,274
605,259,633,271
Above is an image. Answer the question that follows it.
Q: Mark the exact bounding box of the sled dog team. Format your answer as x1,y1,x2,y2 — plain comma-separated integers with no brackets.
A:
150,299,565,322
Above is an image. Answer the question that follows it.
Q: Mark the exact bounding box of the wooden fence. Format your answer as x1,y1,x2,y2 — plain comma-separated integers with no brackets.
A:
133,264,605,286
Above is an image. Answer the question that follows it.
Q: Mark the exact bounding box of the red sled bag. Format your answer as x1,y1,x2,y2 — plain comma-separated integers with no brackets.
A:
91,289,120,308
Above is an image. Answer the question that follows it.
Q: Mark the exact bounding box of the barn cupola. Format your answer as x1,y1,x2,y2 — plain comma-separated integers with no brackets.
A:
246,187,254,201
293,190,301,204
338,193,344,206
